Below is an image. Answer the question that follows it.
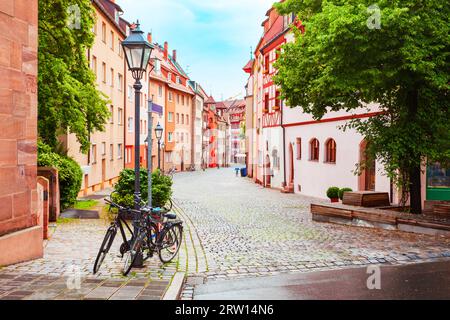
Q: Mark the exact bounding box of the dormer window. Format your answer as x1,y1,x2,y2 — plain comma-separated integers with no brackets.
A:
167,72,172,82
176,76,180,84
115,11,119,24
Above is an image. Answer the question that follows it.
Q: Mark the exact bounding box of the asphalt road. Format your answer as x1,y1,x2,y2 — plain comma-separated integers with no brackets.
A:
194,260,450,300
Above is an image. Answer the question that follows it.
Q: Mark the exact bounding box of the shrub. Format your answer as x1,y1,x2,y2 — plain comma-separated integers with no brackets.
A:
37,141,83,210
112,168,173,208
326,187,340,199
339,188,353,200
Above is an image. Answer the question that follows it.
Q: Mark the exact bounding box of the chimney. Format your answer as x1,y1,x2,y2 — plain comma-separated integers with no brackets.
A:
172,50,177,62
164,41,168,60
147,32,152,44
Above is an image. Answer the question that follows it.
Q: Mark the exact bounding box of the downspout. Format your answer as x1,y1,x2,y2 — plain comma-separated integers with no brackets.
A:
87,48,91,165
123,59,127,168
282,101,287,188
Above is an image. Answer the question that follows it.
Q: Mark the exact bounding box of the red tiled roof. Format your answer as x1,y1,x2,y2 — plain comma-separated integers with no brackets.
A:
205,96,216,104
243,59,254,73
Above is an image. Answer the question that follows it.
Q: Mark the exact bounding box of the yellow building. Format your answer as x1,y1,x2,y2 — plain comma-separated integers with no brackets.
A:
63,0,127,195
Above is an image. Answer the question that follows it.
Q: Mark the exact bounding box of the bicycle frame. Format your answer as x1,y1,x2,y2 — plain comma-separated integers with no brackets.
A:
110,206,134,249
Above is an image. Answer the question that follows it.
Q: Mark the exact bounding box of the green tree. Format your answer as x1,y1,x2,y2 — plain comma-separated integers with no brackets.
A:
274,0,450,213
38,0,110,154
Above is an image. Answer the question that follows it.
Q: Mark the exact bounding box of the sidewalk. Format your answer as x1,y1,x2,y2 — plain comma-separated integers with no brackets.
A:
0,190,185,300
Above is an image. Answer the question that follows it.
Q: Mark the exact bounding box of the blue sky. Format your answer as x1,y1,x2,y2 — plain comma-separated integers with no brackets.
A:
119,0,276,100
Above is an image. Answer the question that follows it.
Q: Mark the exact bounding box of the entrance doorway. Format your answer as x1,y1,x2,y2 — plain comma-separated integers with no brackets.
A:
101,159,106,190
289,143,294,185
427,162,450,200
359,140,375,191
264,155,271,188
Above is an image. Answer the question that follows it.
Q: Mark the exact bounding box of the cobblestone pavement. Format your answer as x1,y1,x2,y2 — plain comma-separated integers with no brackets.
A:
174,168,450,300
0,198,179,300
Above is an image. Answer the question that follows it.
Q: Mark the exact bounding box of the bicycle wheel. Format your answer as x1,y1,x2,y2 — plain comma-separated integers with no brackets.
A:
158,224,183,263
93,226,116,274
122,234,142,276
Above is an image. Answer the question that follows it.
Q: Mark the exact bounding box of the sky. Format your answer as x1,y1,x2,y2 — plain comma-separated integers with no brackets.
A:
119,0,276,100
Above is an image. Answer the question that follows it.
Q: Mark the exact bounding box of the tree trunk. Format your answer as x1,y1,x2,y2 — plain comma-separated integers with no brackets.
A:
409,164,422,214
407,87,422,214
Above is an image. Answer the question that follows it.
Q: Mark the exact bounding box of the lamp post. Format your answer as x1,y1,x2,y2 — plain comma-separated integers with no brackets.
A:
155,123,163,170
122,21,154,210
161,142,165,173
122,21,154,267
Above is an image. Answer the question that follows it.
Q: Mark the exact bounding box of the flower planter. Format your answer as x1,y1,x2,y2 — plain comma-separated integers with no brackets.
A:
330,198,339,203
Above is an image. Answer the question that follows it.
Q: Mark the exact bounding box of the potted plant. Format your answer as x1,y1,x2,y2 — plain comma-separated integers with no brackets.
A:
339,188,353,201
326,187,340,203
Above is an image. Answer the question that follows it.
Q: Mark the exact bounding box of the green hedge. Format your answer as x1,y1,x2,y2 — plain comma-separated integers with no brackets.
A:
37,142,83,210
326,186,340,199
112,168,173,208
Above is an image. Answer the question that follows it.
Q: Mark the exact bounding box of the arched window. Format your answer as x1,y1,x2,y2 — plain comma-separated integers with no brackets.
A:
310,138,320,161
325,138,337,163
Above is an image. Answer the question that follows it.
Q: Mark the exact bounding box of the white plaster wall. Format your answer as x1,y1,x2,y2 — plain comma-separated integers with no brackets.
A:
262,126,285,189
285,120,390,199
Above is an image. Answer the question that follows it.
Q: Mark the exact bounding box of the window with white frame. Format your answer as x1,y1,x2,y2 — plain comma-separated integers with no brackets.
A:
91,144,97,164
118,108,123,125
127,117,133,133
128,85,133,101
118,73,123,91
118,144,123,159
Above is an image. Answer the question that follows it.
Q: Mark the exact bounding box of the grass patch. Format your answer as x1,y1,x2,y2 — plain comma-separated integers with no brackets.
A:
57,217,76,224
73,199,99,210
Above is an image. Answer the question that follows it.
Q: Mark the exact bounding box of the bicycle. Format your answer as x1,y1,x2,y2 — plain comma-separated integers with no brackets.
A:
93,198,137,274
122,205,183,276
165,166,176,178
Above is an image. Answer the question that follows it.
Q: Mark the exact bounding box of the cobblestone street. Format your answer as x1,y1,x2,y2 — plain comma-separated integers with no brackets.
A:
1,168,450,300
174,168,450,299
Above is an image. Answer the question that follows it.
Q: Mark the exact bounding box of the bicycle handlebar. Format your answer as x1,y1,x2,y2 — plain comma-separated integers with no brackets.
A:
105,198,168,216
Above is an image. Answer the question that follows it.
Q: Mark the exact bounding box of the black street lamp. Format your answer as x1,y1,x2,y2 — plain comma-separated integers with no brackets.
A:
155,123,163,170
122,21,154,211
122,21,154,268
161,142,165,173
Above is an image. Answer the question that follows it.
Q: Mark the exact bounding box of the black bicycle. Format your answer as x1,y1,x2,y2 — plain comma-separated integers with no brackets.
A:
93,198,137,274
122,206,183,276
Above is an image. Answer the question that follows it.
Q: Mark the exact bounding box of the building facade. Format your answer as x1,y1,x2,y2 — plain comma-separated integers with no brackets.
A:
65,0,127,195
0,0,43,266
244,2,393,199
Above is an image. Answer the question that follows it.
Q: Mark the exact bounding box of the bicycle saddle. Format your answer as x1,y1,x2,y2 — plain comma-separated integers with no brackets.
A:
164,213,177,220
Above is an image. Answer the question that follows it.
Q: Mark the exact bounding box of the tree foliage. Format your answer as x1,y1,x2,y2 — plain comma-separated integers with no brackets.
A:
274,0,450,213
38,0,110,153
112,168,173,209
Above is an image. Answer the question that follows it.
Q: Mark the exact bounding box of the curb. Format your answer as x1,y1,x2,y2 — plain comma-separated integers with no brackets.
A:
163,272,185,300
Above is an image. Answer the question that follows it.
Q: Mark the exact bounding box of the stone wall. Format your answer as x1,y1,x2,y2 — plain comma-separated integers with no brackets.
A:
0,0,42,265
